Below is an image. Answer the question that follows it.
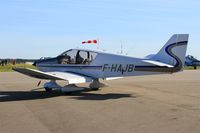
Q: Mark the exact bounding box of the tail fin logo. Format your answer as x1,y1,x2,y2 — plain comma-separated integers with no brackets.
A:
165,41,188,72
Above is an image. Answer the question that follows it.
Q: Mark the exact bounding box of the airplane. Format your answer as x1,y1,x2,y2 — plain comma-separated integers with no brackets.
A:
13,34,189,93
185,55,200,69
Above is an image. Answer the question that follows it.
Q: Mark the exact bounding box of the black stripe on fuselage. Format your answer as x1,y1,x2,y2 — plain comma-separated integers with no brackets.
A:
37,65,103,69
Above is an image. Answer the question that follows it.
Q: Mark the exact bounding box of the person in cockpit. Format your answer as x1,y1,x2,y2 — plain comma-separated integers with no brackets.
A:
76,52,84,64
58,54,71,64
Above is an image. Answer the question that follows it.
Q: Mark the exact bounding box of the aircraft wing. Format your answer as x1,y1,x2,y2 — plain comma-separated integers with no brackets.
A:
13,68,93,84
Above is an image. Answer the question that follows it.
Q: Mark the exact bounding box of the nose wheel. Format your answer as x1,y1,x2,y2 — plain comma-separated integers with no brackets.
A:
44,87,53,92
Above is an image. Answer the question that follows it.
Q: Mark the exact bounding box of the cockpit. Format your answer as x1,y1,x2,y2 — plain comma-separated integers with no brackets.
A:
57,49,98,65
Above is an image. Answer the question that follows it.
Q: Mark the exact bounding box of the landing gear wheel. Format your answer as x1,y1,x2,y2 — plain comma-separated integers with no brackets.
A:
45,87,52,92
64,91,73,95
89,79,101,91
91,88,99,91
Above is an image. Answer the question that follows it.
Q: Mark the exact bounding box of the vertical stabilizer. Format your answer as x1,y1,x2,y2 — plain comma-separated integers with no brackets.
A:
151,34,189,71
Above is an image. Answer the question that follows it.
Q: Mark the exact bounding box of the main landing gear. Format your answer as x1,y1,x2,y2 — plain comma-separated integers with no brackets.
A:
89,79,101,91
89,79,106,90
42,79,104,93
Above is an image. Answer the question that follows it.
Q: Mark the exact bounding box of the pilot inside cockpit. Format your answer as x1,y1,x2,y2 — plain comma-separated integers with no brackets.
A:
76,52,84,64
58,54,71,64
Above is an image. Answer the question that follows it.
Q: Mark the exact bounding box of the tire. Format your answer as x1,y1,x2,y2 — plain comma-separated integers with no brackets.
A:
92,88,99,91
64,92,73,95
45,87,52,92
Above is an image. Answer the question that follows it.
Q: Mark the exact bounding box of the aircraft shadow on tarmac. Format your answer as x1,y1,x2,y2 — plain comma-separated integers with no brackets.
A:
0,88,136,102
69,92,135,100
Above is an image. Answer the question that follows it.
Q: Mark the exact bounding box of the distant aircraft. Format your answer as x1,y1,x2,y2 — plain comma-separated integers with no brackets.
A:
13,34,189,93
185,55,200,69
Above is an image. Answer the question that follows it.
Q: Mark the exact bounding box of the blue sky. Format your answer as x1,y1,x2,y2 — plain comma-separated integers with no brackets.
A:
0,0,200,59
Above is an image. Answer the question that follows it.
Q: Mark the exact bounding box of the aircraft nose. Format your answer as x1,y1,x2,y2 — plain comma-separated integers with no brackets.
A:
33,61,37,66
33,60,41,66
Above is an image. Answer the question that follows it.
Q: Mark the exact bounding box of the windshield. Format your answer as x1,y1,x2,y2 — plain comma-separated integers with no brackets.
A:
58,49,97,65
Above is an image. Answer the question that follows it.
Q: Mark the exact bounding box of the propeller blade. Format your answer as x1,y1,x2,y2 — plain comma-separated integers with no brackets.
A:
37,80,41,87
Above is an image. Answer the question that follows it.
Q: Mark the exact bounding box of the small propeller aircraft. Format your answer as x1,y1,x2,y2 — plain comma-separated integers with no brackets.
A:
13,34,189,93
185,55,200,69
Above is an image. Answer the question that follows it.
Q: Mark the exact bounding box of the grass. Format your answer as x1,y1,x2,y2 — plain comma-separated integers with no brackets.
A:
184,66,200,70
0,64,37,72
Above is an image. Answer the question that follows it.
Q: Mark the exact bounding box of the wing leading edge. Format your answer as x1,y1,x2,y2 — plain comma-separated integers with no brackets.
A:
13,68,93,84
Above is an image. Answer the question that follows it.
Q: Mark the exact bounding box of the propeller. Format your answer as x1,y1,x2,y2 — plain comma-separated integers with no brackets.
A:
30,80,43,91
37,80,41,87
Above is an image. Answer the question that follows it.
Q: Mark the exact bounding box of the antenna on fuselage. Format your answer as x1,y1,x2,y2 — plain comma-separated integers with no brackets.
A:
117,40,125,55
120,40,123,54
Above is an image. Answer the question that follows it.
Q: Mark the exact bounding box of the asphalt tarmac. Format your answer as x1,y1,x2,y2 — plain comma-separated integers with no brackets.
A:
0,70,200,133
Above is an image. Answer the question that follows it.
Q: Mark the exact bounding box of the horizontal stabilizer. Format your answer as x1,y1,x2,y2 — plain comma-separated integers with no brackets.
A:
142,60,174,68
